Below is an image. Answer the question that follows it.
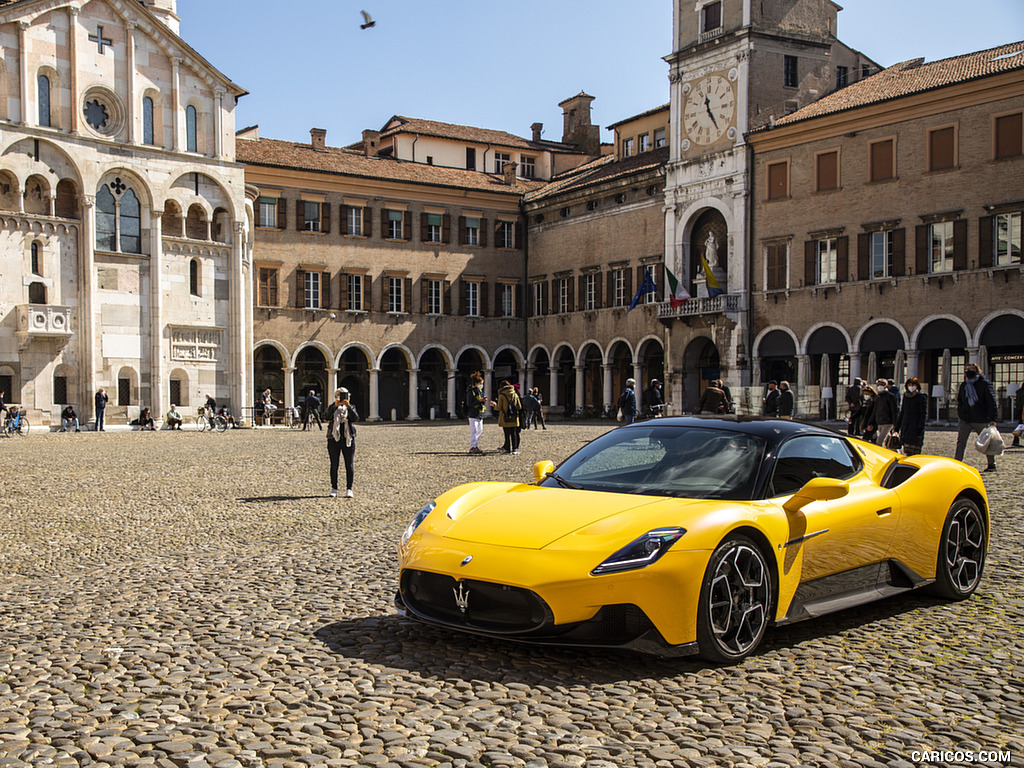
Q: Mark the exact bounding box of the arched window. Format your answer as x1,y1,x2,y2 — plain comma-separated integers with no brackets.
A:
186,105,197,152
120,188,141,253
96,184,116,251
189,258,200,296
31,242,41,275
38,75,50,127
143,97,154,145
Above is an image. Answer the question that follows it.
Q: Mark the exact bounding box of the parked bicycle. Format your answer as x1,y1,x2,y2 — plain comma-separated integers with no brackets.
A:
196,406,228,432
2,406,29,436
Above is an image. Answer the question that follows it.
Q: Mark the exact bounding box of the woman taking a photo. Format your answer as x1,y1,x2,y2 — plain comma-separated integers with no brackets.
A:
326,387,359,498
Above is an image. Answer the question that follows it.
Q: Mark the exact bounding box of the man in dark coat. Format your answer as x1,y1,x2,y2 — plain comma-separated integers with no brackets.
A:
778,381,795,419
617,379,638,425
872,378,899,446
953,363,998,471
763,380,780,416
845,378,863,436
94,388,108,432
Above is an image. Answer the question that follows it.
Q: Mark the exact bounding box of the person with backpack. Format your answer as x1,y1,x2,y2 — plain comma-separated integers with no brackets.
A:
493,380,522,454
466,371,486,455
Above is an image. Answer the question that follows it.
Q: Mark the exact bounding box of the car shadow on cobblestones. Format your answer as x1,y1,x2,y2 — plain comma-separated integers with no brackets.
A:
313,590,947,684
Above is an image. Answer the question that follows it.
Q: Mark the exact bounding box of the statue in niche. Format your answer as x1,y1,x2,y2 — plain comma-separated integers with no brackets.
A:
704,231,719,270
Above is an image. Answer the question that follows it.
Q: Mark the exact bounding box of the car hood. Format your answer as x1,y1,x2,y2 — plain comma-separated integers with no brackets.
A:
441,484,699,550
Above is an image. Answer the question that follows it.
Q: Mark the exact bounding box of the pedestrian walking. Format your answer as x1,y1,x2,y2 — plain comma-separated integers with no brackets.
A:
953,363,999,472
845,378,863,436
303,390,322,431
872,378,899,446
617,378,638,424
895,377,926,456
531,387,547,429
763,380,780,416
94,387,108,431
860,386,879,443
777,381,794,419
326,387,359,497
523,387,540,429
645,379,664,417
60,404,80,432
493,380,522,454
466,371,486,454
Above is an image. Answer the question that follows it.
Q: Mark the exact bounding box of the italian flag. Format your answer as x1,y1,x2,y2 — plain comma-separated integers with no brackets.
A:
665,266,691,309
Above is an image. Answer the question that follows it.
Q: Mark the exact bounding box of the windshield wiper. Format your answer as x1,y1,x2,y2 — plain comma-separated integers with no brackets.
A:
545,471,582,490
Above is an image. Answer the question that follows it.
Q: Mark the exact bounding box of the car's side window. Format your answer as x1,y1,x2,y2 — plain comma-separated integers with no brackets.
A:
768,436,860,497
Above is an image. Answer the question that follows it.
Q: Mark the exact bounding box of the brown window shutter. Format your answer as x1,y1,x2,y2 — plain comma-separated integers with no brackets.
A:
444,279,453,314
460,279,469,315
480,281,489,317
767,162,787,200
420,212,429,242
979,216,994,268
403,213,412,241
514,283,523,318
549,279,557,314
404,277,412,311
567,276,575,311
340,272,350,310
277,197,286,229
295,200,304,232
804,241,816,286
595,271,603,309
654,264,664,298
929,127,955,171
893,228,906,276
577,275,585,310
494,221,502,248
995,113,1022,159
296,268,305,308
257,268,267,305
321,202,331,234
870,140,894,181
341,204,350,235
636,265,644,298
420,278,428,314
381,209,389,238
606,270,615,306
857,233,870,281
363,274,372,312
836,236,849,283
479,218,488,247
515,221,523,250
458,216,467,245
816,151,838,191
442,214,451,244
381,275,390,312
322,272,331,309
269,269,278,306
363,206,372,237
915,225,929,274
953,219,968,271
625,267,633,299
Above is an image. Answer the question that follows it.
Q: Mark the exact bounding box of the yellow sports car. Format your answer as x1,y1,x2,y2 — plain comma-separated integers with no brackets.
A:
396,417,988,662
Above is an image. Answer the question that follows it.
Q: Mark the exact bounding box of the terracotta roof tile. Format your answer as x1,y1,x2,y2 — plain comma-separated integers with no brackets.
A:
766,41,1024,129
236,136,545,196
524,146,668,203
379,115,579,153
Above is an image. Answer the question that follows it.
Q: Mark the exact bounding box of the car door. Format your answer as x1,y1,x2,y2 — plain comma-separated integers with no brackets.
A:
768,434,900,583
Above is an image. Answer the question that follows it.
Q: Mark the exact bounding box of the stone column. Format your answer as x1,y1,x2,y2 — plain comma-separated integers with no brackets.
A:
171,58,181,152
446,368,457,419
283,366,295,413
80,195,97,417
18,22,29,126
602,365,613,415
549,368,558,408
126,22,137,144
229,221,249,423
68,8,80,134
483,369,494,417
150,210,164,417
633,363,644,414
407,368,421,420
214,88,225,158
327,368,339,393
849,354,862,385
525,363,535,392
368,367,380,421
575,365,585,413
905,350,920,381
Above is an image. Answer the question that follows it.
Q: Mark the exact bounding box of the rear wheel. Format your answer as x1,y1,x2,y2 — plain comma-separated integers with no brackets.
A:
196,415,208,432
928,497,986,600
15,417,29,436
213,415,227,432
696,534,772,663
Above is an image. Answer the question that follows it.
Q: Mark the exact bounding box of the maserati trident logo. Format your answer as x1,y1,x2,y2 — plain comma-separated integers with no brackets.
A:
453,582,470,614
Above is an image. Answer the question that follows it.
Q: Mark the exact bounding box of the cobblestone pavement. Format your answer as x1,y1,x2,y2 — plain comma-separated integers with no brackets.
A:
0,423,1021,768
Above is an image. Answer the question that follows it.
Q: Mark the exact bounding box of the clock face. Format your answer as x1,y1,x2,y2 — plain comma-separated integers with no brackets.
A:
683,74,736,146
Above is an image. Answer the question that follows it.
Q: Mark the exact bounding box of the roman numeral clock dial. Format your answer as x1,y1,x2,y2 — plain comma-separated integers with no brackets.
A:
682,74,736,148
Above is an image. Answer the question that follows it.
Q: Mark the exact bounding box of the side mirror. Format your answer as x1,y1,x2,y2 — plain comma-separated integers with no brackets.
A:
783,476,849,514
533,460,555,484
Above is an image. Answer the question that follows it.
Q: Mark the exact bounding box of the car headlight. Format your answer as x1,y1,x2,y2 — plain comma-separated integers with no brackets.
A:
401,501,436,546
590,527,686,575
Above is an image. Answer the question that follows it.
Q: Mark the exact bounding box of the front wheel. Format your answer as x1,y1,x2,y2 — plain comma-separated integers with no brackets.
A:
196,415,208,432
213,415,227,432
696,534,773,664
928,497,986,600
289,411,301,429
15,418,29,436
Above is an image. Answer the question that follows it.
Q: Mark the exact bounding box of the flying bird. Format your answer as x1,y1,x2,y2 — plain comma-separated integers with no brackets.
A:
360,10,376,29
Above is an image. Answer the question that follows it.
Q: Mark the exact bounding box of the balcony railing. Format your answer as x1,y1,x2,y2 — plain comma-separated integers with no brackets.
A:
16,304,73,349
657,293,741,319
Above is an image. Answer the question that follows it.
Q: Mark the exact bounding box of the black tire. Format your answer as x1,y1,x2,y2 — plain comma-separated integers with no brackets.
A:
16,417,29,436
696,534,773,664
196,415,208,432
213,415,227,432
927,497,986,600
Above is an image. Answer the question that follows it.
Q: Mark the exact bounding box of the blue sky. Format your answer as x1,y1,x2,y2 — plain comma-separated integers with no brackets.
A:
177,0,1024,147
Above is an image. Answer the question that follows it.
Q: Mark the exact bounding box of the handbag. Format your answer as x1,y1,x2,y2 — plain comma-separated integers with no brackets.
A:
884,431,901,450
974,425,1004,456
616,407,624,422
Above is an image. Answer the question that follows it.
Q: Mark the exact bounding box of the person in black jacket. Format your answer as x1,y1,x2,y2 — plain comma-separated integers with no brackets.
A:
845,378,863,436
895,377,927,455
871,378,899,446
777,381,794,419
860,386,879,443
953,363,999,471
763,380,780,416
325,387,359,497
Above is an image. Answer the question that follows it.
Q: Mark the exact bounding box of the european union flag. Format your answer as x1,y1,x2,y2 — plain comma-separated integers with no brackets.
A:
628,268,657,311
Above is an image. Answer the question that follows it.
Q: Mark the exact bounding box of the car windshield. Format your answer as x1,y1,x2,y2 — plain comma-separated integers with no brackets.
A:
540,425,765,500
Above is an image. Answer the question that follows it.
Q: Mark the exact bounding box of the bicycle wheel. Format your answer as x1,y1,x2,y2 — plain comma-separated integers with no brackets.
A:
16,417,29,436
196,415,208,432
213,415,227,432
289,411,301,429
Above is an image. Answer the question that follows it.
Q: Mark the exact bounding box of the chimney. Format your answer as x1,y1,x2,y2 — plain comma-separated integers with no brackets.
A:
503,161,518,185
558,92,600,155
310,127,327,152
362,129,380,157
531,122,543,142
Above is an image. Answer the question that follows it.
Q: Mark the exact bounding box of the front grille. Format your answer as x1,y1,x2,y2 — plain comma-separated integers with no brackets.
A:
400,570,550,632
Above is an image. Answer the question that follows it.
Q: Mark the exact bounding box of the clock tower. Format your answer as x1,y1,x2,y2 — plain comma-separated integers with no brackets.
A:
661,0,876,412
